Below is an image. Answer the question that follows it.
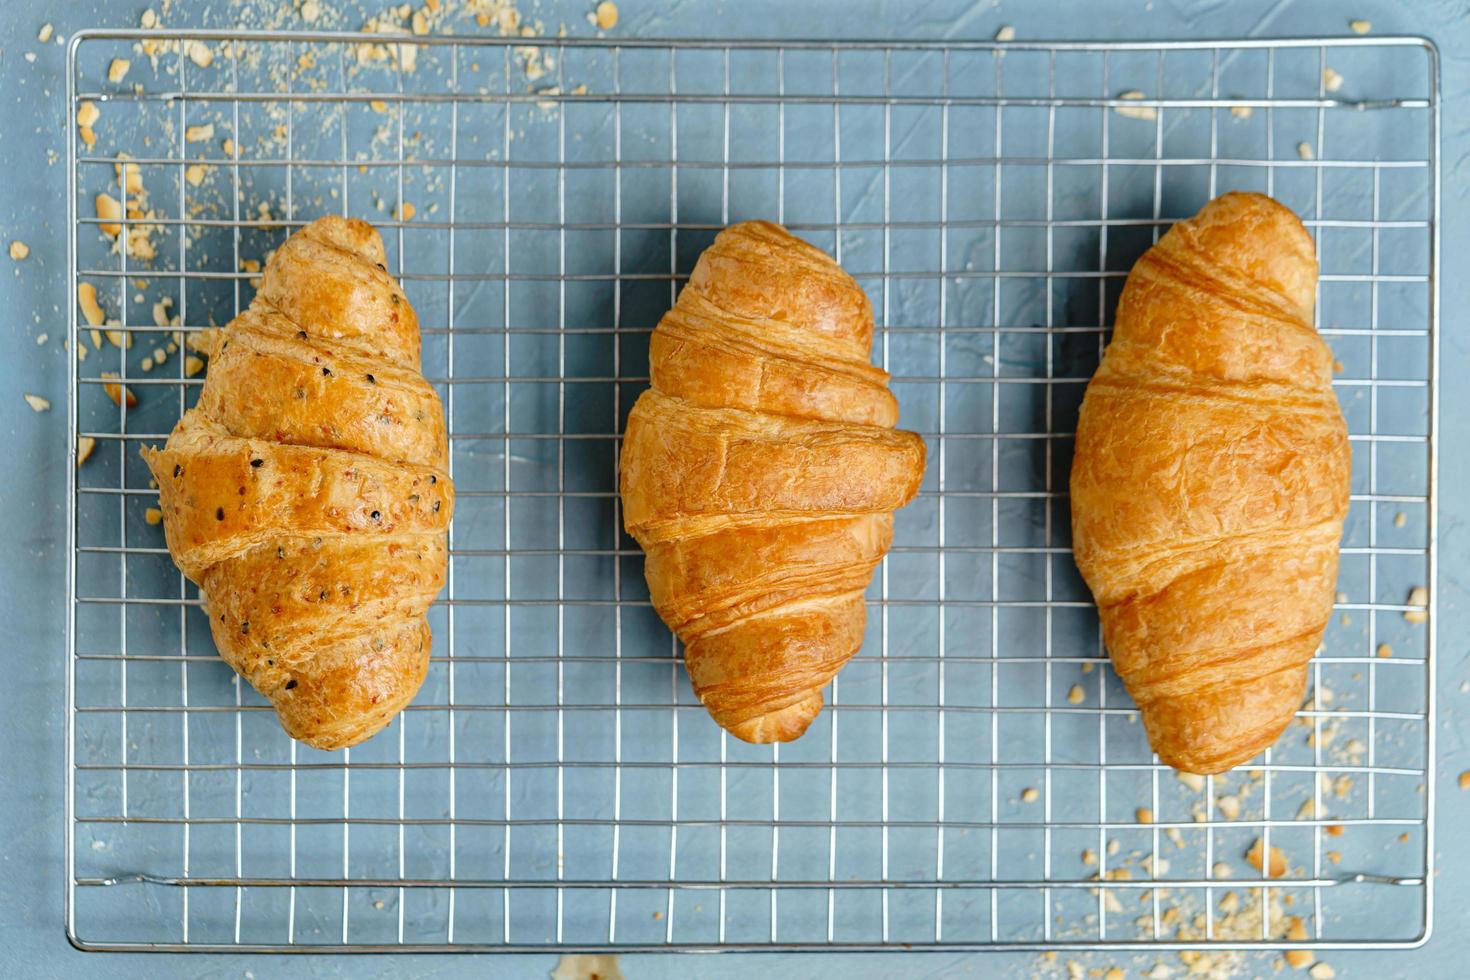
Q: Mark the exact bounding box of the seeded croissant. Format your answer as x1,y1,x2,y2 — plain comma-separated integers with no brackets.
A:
144,216,453,750
620,221,926,744
1070,192,1350,775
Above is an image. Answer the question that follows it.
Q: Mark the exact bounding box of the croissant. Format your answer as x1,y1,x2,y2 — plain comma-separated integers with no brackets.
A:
143,216,453,750
1070,192,1350,775
620,221,926,744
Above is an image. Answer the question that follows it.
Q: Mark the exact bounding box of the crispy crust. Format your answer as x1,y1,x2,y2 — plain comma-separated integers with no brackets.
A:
143,216,452,750
621,221,926,743
1071,192,1350,774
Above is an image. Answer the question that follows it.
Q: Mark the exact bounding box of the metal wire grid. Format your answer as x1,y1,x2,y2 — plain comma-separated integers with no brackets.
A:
65,31,1438,952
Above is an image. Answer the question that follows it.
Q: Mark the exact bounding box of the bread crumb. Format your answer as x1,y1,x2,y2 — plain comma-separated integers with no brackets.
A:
411,8,431,35
77,436,97,466
1393,511,1407,528
1322,67,1344,93
1297,799,1316,820
1212,861,1233,878
1324,823,1344,837
185,355,205,378
1114,91,1157,122
185,123,215,143
100,372,137,408
370,99,389,113
1458,770,1470,791
222,137,237,158
1326,850,1341,864
185,164,208,186
1082,848,1098,865
1135,807,1154,824
1067,684,1085,705
77,100,100,129
1021,787,1040,804
1107,838,1120,856
38,22,53,43
1103,969,1124,980
23,393,51,412
995,25,1016,42
1247,838,1288,878
1231,105,1254,120
1377,643,1393,659
1177,771,1205,792
96,193,123,237
1404,586,1428,623
105,328,131,349
397,201,416,221
1217,795,1241,821
141,356,154,372
1349,19,1371,34
145,507,163,525
595,1,619,30
108,58,131,84
1297,142,1315,161
9,240,29,261
78,282,106,326
1308,964,1335,980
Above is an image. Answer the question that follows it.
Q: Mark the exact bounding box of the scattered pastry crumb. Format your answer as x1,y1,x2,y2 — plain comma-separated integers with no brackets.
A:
185,122,215,143
105,328,131,350
108,58,131,84
1135,807,1153,824
1393,511,1407,527
184,39,214,68
185,164,208,186
1021,787,1041,804
1217,795,1240,820
1309,964,1336,980
9,240,29,261
373,899,385,910
1458,770,1470,791
1297,142,1315,161
78,282,106,326
185,355,205,378
100,372,138,409
1106,838,1120,856
1103,968,1124,980
1081,848,1098,865
77,436,97,466
1230,104,1254,120
995,25,1016,42
551,954,625,980
1114,91,1157,122
145,507,163,525
38,22,54,43
96,193,123,237
652,909,663,921
23,393,51,413
1377,643,1393,659
1176,771,1205,792
1081,661,1094,674
1326,850,1341,864
1349,19,1371,34
1322,67,1344,93
1324,823,1344,837
397,201,416,221
1212,861,1232,878
1246,838,1288,878
1296,799,1316,820
1404,585,1428,623
594,1,619,30
1067,684,1085,704
77,100,100,130
35,333,48,345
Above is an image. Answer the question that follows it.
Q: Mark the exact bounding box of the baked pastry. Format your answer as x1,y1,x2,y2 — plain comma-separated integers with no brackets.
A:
1070,192,1350,775
143,216,453,750
620,221,926,744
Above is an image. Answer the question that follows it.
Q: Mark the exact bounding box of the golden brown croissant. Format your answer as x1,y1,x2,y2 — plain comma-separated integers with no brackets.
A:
1071,192,1350,775
620,221,926,744
143,216,453,750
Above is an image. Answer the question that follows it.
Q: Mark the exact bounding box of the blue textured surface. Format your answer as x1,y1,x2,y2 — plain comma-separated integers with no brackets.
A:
5,1,1469,977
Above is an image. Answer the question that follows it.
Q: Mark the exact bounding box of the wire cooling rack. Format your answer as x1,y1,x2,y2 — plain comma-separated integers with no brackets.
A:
65,30,1438,952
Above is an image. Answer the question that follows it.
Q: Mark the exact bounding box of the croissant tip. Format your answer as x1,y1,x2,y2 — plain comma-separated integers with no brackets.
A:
724,691,825,744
